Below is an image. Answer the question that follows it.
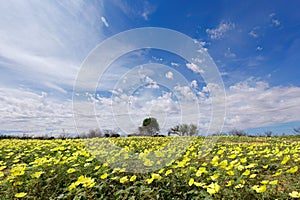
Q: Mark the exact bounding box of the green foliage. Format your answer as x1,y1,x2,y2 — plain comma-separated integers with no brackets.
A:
139,117,160,136
168,123,198,136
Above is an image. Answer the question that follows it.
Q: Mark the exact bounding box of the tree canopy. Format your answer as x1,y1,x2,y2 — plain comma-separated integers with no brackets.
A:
168,123,197,136
138,117,160,136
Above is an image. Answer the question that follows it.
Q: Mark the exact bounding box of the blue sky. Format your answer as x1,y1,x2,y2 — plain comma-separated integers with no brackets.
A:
0,0,300,136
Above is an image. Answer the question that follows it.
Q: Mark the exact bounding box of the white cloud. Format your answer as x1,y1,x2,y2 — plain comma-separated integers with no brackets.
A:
224,78,300,131
249,30,258,38
174,85,196,101
112,0,156,20
101,16,109,27
206,21,235,40
256,46,263,51
171,62,179,67
272,19,281,26
0,87,75,136
186,63,204,74
191,80,198,88
165,71,173,79
144,76,159,89
269,13,281,27
224,48,236,58
0,1,105,90
3,77,300,136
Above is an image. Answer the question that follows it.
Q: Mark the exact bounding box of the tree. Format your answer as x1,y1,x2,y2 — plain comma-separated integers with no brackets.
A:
229,128,246,137
138,117,160,136
264,131,272,137
294,127,300,134
168,123,198,136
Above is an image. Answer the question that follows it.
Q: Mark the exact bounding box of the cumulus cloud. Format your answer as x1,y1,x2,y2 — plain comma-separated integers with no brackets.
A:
186,63,204,74
165,71,173,79
2,77,300,135
0,87,75,136
206,21,235,40
191,80,198,88
224,78,300,131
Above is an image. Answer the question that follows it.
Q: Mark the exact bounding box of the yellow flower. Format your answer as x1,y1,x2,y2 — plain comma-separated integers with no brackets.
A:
76,175,95,188
250,174,257,178
269,180,278,185
227,170,235,176
228,154,237,159
68,182,78,191
219,160,228,168
272,171,282,177
211,155,219,166
67,168,76,174
289,191,300,198
240,157,247,163
210,173,219,181
196,167,208,177
253,185,267,193
226,180,233,187
94,165,101,170
146,178,154,184
0,171,4,177
15,192,27,198
11,164,26,176
120,176,128,183
31,171,44,179
242,170,250,176
188,178,194,186
206,182,221,195
286,166,298,173
245,163,256,169
235,184,244,189
237,165,245,171
151,173,161,180
165,169,172,176
281,155,290,165
13,181,23,186
130,175,137,182
101,173,108,179
194,182,206,187
263,165,268,169
261,180,269,185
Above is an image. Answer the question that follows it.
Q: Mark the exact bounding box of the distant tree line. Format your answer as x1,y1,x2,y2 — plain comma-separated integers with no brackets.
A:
1,117,299,139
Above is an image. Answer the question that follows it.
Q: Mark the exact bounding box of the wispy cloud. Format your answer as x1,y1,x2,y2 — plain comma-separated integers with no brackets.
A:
111,0,156,20
224,48,236,58
272,19,281,27
206,21,235,40
249,30,258,38
0,1,105,91
269,13,281,27
101,16,109,27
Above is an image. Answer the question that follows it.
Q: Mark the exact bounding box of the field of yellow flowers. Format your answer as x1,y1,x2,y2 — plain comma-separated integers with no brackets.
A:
0,136,299,199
